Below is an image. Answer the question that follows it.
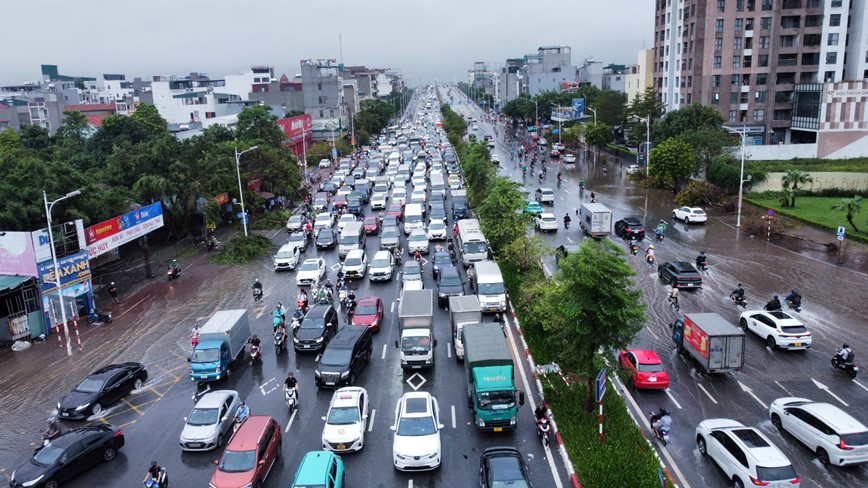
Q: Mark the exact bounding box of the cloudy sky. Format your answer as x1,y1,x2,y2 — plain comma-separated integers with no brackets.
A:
4,0,654,85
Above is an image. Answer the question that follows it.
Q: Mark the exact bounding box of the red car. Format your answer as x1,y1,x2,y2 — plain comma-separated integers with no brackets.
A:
351,296,384,332
550,149,561,158
618,349,669,389
210,416,282,488
364,216,380,235
332,195,347,210
387,203,404,221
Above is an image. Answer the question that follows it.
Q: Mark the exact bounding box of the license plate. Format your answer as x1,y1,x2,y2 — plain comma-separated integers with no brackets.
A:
649,377,657,382
61,412,69,417
488,307,498,311
303,345,311,349
188,442,203,448
493,427,503,432
412,365,421,369
326,382,335,386
794,343,802,347
337,444,346,450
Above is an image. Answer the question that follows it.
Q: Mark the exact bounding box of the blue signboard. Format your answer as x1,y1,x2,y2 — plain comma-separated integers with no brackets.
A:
572,98,585,119
595,368,607,402
38,250,91,294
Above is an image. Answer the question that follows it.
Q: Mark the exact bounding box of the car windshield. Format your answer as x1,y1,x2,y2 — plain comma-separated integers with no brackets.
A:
340,216,355,222
372,258,391,268
397,416,436,436
401,336,432,352
476,390,516,410
327,406,360,425
289,234,304,242
405,215,421,223
755,465,798,482
478,282,505,295
637,362,665,373
301,318,325,330
382,229,398,238
365,217,377,225
430,222,445,230
219,449,256,473
300,262,320,271
345,257,363,267
320,348,352,367
191,348,220,363
410,234,426,242
289,216,302,224
404,264,422,277
318,231,334,240
463,241,488,254
276,250,295,259
75,377,105,394
440,275,462,287
434,255,451,265
187,407,219,426
32,444,64,467
355,304,377,315
780,325,809,334
339,234,360,245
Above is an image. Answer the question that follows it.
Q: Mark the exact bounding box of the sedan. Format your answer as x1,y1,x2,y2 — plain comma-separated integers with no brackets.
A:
287,231,309,253
401,261,423,285
391,392,443,471
657,261,703,288
296,258,326,287
427,220,448,240
10,425,125,488
391,189,407,206
387,203,404,221
524,201,543,215
379,226,401,250
337,214,357,232
319,158,332,168
363,216,380,235
179,389,240,451
480,446,533,488
431,252,453,280
57,362,148,419
739,310,813,350
352,297,385,331
408,229,430,254
563,153,576,163
332,195,348,210
315,228,337,249
314,213,335,233
618,349,669,389
371,193,388,210
322,387,370,453
672,206,708,224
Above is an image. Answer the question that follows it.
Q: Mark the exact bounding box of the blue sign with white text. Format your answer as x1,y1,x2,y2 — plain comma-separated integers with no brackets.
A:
572,98,585,119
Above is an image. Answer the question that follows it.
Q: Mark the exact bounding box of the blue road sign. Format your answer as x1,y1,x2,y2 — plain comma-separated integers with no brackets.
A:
572,98,585,118
595,368,607,402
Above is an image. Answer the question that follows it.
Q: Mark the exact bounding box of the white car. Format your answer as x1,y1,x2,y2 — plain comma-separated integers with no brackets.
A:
322,387,369,453
408,229,430,254
392,189,407,206
535,213,559,232
563,153,577,163
391,391,443,471
286,214,304,233
696,419,801,488
273,244,301,271
427,220,448,240
371,192,388,210
672,206,708,224
319,159,332,169
412,176,427,189
341,249,368,280
314,213,335,233
491,154,500,165
537,137,548,146
410,189,427,205
368,250,395,281
553,142,565,151
296,258,326,287
739,310,812,350
179,389,241,451
625,164,641,175
769,397,868,466
472,124,479,130
337,214,357,232
337,187,353,197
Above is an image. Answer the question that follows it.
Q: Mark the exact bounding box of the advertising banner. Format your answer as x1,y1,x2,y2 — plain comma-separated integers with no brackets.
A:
84,202,164,259
0,231,38,277
38,250,91,294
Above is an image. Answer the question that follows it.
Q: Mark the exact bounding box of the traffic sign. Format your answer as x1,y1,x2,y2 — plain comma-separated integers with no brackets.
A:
837,225,846,237
595,368,607,402
767,209,774,217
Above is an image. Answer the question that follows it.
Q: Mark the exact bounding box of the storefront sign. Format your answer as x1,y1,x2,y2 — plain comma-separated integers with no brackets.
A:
214,192,229,205
84,202,164,259
38,250,91,294
0,231,38,277
277,114,312,141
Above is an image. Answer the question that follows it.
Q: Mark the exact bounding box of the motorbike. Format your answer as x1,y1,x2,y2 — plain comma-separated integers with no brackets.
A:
645,254,655,265
696,260,708,272
143,467,169,488
272,311,285,330
167,265,181,281
338,287,349,309
274,331,287,355
536,417,551,448
655,231,665,242
649,412,671,445
249,343,261,365
253,287,263,303
564,218,571,230
731,295,747,309
832,354,859,379
232,412,249,433
787,297,802,313
629,242,639,256
87,309,113,324
284,387,299,415
296,294,308,313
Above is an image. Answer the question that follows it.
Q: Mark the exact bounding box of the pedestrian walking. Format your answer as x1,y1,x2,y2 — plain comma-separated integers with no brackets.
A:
108,282,120,304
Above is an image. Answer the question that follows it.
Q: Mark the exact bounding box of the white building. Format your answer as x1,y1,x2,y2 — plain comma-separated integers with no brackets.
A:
224,66,275,100
149,75,255,127
625,49,654,103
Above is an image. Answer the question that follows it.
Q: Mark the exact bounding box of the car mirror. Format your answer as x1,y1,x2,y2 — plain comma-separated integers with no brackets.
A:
519,391,526,406
438,423,444,430
187,357,191,362
394,340,399,348
389,425,396,431
322,416,327,421
433,339,438,347
184,417,188,422
214,459,219,465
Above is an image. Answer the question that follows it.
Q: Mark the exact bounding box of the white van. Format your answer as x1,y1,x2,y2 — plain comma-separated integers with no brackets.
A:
403,203,425,235
338,221,366,257
474,260,507,313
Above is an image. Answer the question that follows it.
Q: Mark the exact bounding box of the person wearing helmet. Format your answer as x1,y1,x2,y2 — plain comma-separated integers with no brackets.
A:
731,283,745,300
764,295,782,312
695,251,707,269
284,371,298,391
645,244,656,263
837,344,853,363
651,407,671,432
235,401,250,423
785,289,802,310
108,282,119,304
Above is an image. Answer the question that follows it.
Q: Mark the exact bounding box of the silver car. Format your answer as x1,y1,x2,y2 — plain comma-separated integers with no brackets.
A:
179,389,240,451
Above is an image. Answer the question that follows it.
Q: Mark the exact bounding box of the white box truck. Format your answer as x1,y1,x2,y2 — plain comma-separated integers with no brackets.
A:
449,295,482,361
579,202,612,238
396,289,436,369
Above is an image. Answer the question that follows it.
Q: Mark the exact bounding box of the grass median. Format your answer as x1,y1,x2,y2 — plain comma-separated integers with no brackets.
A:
745,194,867,243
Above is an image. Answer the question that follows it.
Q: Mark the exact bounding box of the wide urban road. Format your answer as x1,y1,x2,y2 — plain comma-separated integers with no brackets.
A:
443,85,868,488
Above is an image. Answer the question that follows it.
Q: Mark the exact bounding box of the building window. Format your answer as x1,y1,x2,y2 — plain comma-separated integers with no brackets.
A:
734,37,743,50
762,0,773,10
759,36,770,49
740,92,750,103
731,74,740,86
744,56,753,67
691,4,696,16
753,109,765,122
780,35,797,48
737,0,745,11
758,54,769,67
715,19,724,32
824,71,836,82
715,38,723,51
745,37,754,49
712,92,720,105
755,90,766,102
831,0,842,6
828,33,839,46
729,110,739,122
806,0,821,7
756,73,768,85
760,17,771,30
319,110,324,117
826,52,838,64
735,18,744,32
718,0,726,12
730,92,739,104
714,56,722,69
829,14,841,26
733,55,742,68
712,75,721,87
745,18,754,30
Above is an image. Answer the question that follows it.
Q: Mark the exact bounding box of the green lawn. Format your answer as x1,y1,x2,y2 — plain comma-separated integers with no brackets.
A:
745,194,867,242
745,157,868,173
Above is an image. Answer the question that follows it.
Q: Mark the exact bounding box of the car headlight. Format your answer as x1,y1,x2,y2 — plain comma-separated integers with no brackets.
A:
314,337,324,343
477,418,485,427
510,416,517,425
340,371,350,379
315,370,321,377
21,475,45,487
57,402,61,410
293,337,300,343
75,403,90,412
239,483,253,488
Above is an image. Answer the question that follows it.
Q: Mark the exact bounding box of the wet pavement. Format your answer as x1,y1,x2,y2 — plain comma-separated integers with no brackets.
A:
446,87,868,488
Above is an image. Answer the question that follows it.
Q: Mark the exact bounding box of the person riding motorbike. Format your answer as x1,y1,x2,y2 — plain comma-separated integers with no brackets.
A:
589,191,596,203
297,288,309,308
143,461,167,487
764,295,782,312
563,214,571,229
669,285,680,310
274,322,287,345
730,283,746,306
252,279,263,299
169,259,180,272
650,408,672,433
235,402,250,423
695,251,707,270
414,249,422,262
534,404,547,423
284,371,299,404
654,223,666,241
785,289,802,310
42,417,62,443
836,344,853,363
645,244,656,263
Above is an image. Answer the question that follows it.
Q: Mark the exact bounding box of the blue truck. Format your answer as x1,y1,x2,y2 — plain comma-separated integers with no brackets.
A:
189,310,251,382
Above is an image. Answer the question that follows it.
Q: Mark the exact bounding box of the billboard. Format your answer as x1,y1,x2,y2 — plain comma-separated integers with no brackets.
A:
84,202,164,259
277,114,313,142
550,98,586,122
0,231,38,277
38,250,91,294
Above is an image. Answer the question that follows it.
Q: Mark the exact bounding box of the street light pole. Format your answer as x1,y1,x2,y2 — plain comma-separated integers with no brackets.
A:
534,100,539,130
723,125,749,228
587,107,597,125
234,145,259,237
43,188,83,357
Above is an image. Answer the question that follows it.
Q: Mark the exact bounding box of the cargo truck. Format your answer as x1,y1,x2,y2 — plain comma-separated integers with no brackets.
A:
579,202,612,238
396,289,436,369
449,295,482,361
189,309,251,382
670,313,746,374
462,323,524,431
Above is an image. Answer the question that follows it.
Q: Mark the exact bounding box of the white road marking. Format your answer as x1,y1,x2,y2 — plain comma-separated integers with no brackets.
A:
259,377,278,396
368,409,376,432
737,381,768,409
563,189,569,194
559,196,564,201
697,384,719,404
664,389,683,409
774,381,794,396
284,408,298,432
255,309,266,319
381,343,388,360
447,342,452,358
451,405,456,429
812,378,849,406
542,263,551,276
566,237,573,244
408,481,413,488
330,263,341,271
391,301,396,313
853,379,868,393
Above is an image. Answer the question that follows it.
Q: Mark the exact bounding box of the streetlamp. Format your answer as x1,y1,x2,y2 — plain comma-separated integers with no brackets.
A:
722,125,751,228
633,115,652,173
534,99,539,131
234,145,259,237
587,107,597,125
43,188,83,357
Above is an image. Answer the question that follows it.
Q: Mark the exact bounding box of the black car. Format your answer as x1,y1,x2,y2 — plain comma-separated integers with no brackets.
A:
321,181,338,194
57,362,147,419
315,326,373,388
10,425,125,488
480,446,532,488
293,304,339,352
428,203,448,222
431,252,453,279
436,267,465,306
288,231,309,252
316,228,338,249
614,216,646,241
658,261,703,288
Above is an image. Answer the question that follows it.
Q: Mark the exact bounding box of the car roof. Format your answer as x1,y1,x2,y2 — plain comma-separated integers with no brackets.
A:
331,387,366,408
539,213,556,219
766,311,799,322
346,249,365,258
440,266,460,278
799,402,868,432
356,296,380,307
306,304,333,318
668,261,698,271
294,450,339,483
226,416,273,450
301,258,321,265
196,390,238,408
728,428,791,466
372,250,391,259
50,425,116,447
400,392,433,416
620,216,643,224
627,349,662,364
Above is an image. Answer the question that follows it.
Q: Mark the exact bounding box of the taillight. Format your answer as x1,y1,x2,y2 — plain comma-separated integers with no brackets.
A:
838,438,854,450
625,227,632,232
748,476,769,486
114,430,123,437
789,478,801,485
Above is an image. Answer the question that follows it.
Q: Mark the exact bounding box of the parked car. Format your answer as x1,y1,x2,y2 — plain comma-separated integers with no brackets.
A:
351,296,385,332
179,389,241,451
672,206,708,224
657,261,703,288
391,392,443,471
614,217,646,241
296,258,327,286
480,446,533,488
57,362,148,419
618,349,669,389
739,310,812,350
322,387,370,453
769,397,868,466
210,416,282,488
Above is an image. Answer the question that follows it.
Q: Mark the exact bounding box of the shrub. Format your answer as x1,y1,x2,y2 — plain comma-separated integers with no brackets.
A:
674,180,726,207
250,210,290,230
210,235,271,265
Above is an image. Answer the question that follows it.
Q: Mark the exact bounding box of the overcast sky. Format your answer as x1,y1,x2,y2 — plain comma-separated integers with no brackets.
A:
4,0,654,86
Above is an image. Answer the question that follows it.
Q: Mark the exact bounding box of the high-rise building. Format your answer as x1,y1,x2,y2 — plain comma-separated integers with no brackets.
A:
654,0,868,145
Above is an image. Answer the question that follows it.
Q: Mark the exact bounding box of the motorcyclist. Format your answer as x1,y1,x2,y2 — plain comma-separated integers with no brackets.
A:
274,322,287,344
669,285,680,309
654,223,666,240
695,251,707,269
169,259,180,271
414,249,422,262
249,334,261,349
645,244,656,262
730,283,746,303
785,289,802,309
252,278,263,297
563,213,571,228
590,191,596,203
284,371,298,393
42,417,62,441
297,288,308,306
837,344,853,363
534,404,548,423
628,238,639,256
650,408,672,432
764,295,782,312
143,461,167,487
235,402,251,423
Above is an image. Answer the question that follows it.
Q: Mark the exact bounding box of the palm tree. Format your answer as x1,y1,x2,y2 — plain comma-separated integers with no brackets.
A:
832,196,862,232
780,169,813,207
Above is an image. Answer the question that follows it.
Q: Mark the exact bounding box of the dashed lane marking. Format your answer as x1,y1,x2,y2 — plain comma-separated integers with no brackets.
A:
451,405,456,429
566,237,573,244
381,344,387,360
284,408,298,432
447,342,452,358
368,409,376,432
697,384,719,404
774,381,794,396
664,389,682,409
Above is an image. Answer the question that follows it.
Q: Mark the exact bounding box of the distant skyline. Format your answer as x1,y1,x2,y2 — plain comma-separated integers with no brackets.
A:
4,0,654,86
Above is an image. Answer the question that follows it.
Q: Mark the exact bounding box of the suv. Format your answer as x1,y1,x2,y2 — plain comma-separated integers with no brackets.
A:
368,250,395,281
290,451,345,487
294,305,339,352
210,416,282,488
480,446,533,488
341,249,368,280
769,397,868,466
658,261,703,288
534,187,555,204
315,326,373,388
614,217,646,241
696,419,801,487
436,266,465,306
391,392,443,471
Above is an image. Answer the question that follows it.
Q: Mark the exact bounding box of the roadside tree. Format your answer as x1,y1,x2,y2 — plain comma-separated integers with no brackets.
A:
648,137,698,191
780,169,813,207
831,195,862,232
476,176,530,252
583,122,612,155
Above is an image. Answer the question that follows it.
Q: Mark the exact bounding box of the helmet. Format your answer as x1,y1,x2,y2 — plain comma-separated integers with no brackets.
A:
699,251,705,256
791,289,798,294
843,344,850,349
254,278,260,283
773,295,778,299
659,408,669,416
110,282,115,286
738,283,743,287
649,245,654,249
288,371,294,377
151,461,158,467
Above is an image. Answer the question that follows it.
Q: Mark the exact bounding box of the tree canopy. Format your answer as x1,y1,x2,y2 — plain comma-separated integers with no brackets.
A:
648,137,699,191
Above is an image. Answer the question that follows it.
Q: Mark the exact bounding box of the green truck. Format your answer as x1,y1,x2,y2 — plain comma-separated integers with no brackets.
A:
462,322,525,431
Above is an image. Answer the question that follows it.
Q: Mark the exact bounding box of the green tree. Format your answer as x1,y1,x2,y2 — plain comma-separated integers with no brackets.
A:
460,142,495,207
780,169,813,207
0,126,21,154
284,110,305,118
628,86,665,120
651,103,725,145
583,121,612,155
648,137,698,191
306,142,332,165
502,94,535,121
541,240,646,411
130,103,169,138
236,105,286,148
678,127,731,171
19,125,52,151
476,176,530,252
88,115,150,166
593,90,628,127
561,125,583,150
831,196,862,232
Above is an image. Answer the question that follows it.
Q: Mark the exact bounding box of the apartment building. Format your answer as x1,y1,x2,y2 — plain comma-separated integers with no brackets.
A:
625,49,655,103
655,0,868,145
301,59,346,142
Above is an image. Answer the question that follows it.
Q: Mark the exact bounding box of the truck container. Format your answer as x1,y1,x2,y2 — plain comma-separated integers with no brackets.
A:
462,323,524,431
189,310,251,382
396,289,436,369
670,313,746,374
457,219,488,266
451,190,469,219
579,202,612,238
449,295,482,361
